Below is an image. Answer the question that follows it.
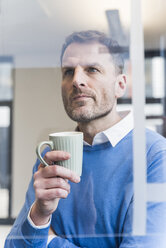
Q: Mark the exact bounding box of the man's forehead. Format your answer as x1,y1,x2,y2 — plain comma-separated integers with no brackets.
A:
63,42,110,56
62,42,112,67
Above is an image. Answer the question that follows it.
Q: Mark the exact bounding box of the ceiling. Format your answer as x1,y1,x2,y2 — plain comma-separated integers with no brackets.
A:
0,0,165,67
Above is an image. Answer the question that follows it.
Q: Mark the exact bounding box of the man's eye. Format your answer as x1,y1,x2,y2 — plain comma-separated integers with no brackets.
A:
63,69,74,77
87,67,99,73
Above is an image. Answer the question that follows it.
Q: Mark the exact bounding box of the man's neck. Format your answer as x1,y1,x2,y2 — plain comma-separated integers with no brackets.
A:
78,111,121,145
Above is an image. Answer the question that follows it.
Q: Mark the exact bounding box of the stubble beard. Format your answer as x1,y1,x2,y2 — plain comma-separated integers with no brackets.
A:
65,104,113,123
62,90,114,123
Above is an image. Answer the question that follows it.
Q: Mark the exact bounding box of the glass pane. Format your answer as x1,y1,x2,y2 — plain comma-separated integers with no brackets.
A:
1,0,166,247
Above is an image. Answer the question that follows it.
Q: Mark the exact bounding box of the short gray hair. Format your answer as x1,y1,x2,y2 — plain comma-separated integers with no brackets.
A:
61,30,124,74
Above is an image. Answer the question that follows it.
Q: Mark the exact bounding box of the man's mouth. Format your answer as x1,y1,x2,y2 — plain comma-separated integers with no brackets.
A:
72,94,93,101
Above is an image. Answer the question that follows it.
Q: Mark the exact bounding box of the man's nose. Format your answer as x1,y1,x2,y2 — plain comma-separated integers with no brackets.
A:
72,67,87,88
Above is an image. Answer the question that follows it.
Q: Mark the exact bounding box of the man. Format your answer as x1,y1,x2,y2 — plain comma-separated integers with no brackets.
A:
5,30,166,247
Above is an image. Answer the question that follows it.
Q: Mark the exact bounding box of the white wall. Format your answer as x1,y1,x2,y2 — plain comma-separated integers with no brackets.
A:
12,67,75,217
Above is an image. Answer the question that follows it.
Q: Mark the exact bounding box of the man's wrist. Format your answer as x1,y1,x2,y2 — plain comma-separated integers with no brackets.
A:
28,203,51,229
29,201,52,226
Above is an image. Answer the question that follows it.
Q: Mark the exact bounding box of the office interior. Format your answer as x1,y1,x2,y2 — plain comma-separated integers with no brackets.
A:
0,0,166,246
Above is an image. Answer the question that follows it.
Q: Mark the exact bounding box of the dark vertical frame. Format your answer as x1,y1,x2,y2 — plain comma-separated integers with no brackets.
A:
0,56,15,224
0,101,15,224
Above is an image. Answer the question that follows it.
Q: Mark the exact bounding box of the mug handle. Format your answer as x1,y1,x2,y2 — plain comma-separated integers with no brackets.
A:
36,141,54,167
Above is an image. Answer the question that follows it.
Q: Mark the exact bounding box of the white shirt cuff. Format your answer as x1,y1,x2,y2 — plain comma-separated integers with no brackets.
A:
47,234,57,245
27,203,51,229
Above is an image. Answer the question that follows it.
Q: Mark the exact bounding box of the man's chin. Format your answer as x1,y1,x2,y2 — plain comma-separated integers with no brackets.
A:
66,106,112,123
67,109,92,123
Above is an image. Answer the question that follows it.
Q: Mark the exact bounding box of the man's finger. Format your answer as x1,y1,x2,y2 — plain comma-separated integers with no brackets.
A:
40,164,80,183
43,150,70,165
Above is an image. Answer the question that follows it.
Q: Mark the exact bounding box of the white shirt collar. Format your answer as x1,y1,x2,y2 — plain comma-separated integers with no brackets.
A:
84,110,133,147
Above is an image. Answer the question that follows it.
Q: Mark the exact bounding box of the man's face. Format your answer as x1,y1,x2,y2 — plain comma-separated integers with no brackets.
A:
61,42,121,123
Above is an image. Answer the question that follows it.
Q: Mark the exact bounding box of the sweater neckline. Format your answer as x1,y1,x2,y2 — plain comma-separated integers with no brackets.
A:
83,141,112,151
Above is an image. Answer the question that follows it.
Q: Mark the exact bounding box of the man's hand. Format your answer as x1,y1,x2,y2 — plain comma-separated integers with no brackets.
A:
30,150,80,226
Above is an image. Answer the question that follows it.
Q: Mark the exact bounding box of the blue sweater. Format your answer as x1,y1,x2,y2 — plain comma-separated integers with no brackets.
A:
5,129,166,247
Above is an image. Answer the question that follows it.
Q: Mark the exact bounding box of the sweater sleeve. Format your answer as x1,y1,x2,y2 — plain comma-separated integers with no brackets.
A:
4,153,51,248
4,148,86,248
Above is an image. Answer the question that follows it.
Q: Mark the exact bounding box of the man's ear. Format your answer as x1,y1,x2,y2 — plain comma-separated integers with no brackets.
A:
115,74,127,98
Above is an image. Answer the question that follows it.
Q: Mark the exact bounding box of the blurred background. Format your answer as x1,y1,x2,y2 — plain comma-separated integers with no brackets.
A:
0,0,166,246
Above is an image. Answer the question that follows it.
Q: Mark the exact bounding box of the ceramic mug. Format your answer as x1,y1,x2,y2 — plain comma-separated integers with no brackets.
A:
36,131,83,176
